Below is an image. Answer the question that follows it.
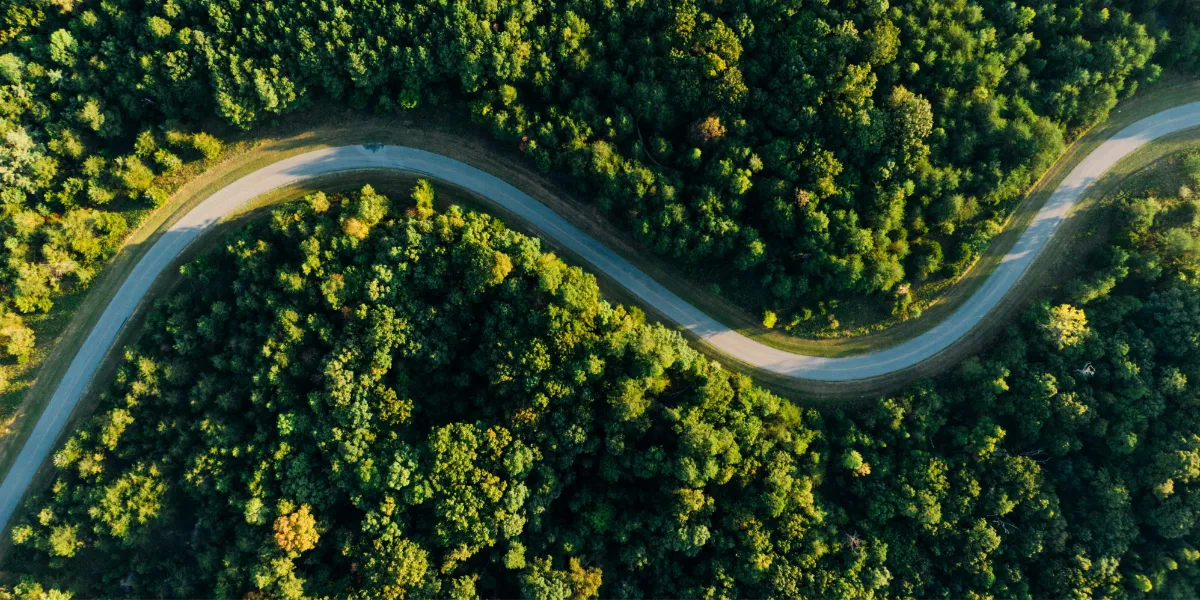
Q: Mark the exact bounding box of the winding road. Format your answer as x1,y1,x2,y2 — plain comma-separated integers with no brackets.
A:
2,103,1200,531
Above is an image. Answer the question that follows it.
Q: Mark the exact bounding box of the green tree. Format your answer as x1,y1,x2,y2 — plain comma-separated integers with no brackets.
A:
412,179,435,219
1039,303,1090,350
273,505,319,556
47,30,76,66
0,311,35,362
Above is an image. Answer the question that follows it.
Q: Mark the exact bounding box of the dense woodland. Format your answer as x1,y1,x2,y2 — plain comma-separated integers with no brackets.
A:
6,160,1200,597
3,0,1200,386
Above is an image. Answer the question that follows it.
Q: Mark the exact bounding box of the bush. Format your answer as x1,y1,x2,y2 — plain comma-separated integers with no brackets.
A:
144,186,169,207
1183,153,1200,187
762,310,778,329
190,133,223,161
133,129,157,157
152,149,182,173
115,157,154,194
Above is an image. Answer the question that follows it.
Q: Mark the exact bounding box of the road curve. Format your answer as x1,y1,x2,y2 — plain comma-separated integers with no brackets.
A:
2,103,1200,530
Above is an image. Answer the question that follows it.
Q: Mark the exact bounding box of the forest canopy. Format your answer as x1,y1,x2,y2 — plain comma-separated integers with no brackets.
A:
8,165,1200,597
2,0,1200,387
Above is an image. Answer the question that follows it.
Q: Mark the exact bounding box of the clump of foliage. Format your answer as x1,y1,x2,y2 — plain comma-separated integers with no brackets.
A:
10,166,1200,597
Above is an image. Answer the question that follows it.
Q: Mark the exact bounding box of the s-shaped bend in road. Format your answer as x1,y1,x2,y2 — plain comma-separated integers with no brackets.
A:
2,103,1200,531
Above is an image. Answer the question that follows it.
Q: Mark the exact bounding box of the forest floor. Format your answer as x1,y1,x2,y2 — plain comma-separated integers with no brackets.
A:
2,78,1200,492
